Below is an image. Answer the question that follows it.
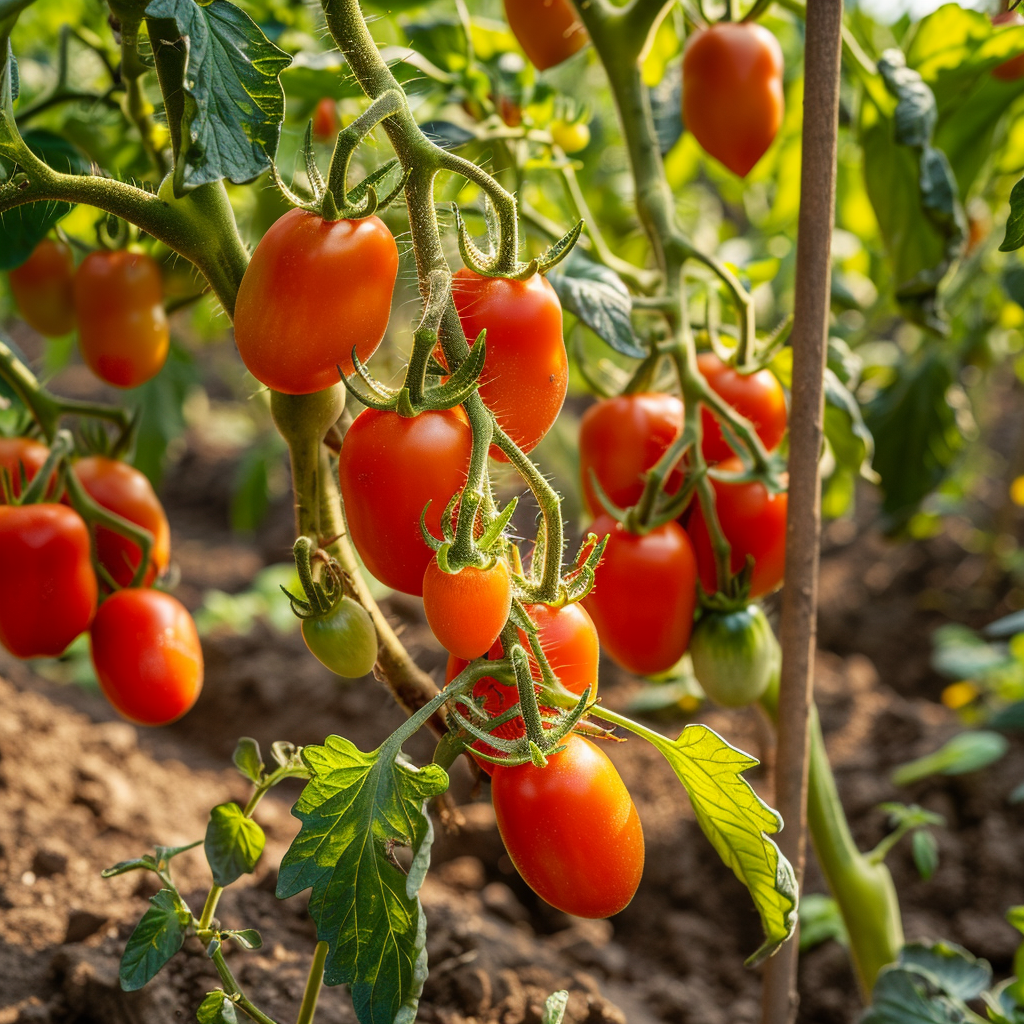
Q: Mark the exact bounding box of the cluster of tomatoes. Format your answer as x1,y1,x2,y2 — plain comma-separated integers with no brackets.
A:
0,436,202,725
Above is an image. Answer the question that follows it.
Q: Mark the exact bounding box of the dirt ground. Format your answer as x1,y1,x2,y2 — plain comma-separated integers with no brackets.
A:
2,391,1024,1024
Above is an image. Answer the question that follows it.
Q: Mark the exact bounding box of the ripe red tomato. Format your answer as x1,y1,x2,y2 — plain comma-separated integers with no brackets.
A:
8,238,76,337
579,393,684,516
697,352,787,463
491,734,644,918
73,456,171,588
993,12,1024,81
73,250,170,388
90,588,203,726
502,0,588,70
423,557,512,660
682,23,784,177
0,437,51,502
583,515,698,676
312,97,339,141
0,503,97,658
338,408,472,596
234,209,399,395
451,269,567,459
686,457,787,598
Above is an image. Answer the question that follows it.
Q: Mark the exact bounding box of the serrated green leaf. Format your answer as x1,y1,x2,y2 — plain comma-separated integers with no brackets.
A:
232,737,264,784
900,942,992,1001
893,731,1009,787
144,0,290,193
197,991,239,1024
119,889,188,992
862,966,967,1024
639,723,797,965
205,803,265,887
276,736,450,1024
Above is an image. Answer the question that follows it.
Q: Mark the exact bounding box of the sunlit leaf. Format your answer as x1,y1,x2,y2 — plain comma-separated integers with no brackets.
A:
197,991,239,1024
204,803,265,887
119,889,188,991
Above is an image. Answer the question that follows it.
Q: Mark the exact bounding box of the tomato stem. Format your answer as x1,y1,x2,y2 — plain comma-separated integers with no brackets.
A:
296,941,329,1024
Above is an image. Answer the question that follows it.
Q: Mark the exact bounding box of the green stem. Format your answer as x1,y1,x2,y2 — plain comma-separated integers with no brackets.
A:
121,31,168,178
209,948,280,1024
296,942,329,1024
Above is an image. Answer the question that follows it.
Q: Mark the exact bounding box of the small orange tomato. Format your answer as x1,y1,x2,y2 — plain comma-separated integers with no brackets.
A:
423,557,513,660
8,238,77,337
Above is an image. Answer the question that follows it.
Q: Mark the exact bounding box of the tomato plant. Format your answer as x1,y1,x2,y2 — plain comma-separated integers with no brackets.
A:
90,588,203,726
690,605,778,708
234,209,399,395
0,437,51,501
491,734,644,919
423,557,512,660
301,596,378,678
0,503,97,658
7,237,76,337
502,0,588,71
73,250,170,389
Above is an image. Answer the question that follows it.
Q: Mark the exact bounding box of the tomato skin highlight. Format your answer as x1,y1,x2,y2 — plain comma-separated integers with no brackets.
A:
451,269,567,459
338,407,473,596
502,0,588,70
491,734,644,919
74,250,170,388
423,557,512,660
583,515,698,676
8,238,77,337
686,457,788,598
579,393,684,516
0,503,98,658
0,437,51,502
73,456,170,588
234,209,399,395
312,97,339,141
697,352,787,463
690,604,777,708
992,12,1024,81
682,23,784,177
301,597,378,678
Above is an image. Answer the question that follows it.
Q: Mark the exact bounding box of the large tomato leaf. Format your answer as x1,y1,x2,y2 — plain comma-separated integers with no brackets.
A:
822,366,877,519
204,802,266,887
119,888,189,991
276,735,449,1024
144,0,290,194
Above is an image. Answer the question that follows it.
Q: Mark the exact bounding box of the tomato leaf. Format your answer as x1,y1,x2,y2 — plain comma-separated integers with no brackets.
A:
204,803,266,887
144,0,290,194
892,731,1009,786
276,735,450,1024
119,888,188,991
640,723,797,966
798,893,848,952
912,830,939,882
861,966,968,1024
197,991,239,1024
548,253,646,359
232,737,264,784
1001,176,1024,252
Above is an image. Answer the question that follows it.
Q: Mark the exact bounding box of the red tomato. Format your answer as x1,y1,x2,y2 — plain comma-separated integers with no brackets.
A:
234,209,399,395
451,269,567,459
312,97,339,141
338,408,472,596
697,352,787,463
0,437,51,503
423,557,512,660
90,588,203,726
583,515,698,677
682,23,784,177
579,393,684,516
73,456,171,588
8,238,76,337
491,734,644,918
502,0,588,70
74,250,169,388
686,457,787,598
0,503,97,658
993,12,1024,81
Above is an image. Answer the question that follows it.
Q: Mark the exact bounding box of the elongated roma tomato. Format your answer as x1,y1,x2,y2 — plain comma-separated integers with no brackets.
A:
90,588,203,726
74,250,170,388
0,437,51,502
583,515,698,676
0,503,98,658
423,557,512,660
491,734,645,918
503,0,588,70
682,23,784,177
338,407,472,596
234,209,399,395
8,238,77,337
451,269,567,459
73,456,171,587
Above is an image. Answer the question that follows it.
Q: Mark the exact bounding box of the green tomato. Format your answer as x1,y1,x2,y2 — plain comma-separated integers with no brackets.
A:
301,597,378,678
550,120,591,154
689,604,778,708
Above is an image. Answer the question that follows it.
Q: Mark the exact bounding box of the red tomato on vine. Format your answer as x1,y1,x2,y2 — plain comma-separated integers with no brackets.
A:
583,514,698,677
686,457,787,598
234,209,399,395
502,0,588,70
992,12,1024,81
90,588,203,726
312,97,339,141
338,407,473,596
451,269,567,459
0,437,51,502
8,238,77,337
682,23,784,177
423,557,512,660
74,250,170,388
491,734,644,919
0,503,98,658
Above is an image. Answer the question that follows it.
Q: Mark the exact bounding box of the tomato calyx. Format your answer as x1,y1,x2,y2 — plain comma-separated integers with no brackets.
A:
282,535,364,622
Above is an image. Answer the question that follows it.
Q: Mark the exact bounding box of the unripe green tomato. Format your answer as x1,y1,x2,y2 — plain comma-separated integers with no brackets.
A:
301,597,378,678
550,120,591,153
689,604,777,708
